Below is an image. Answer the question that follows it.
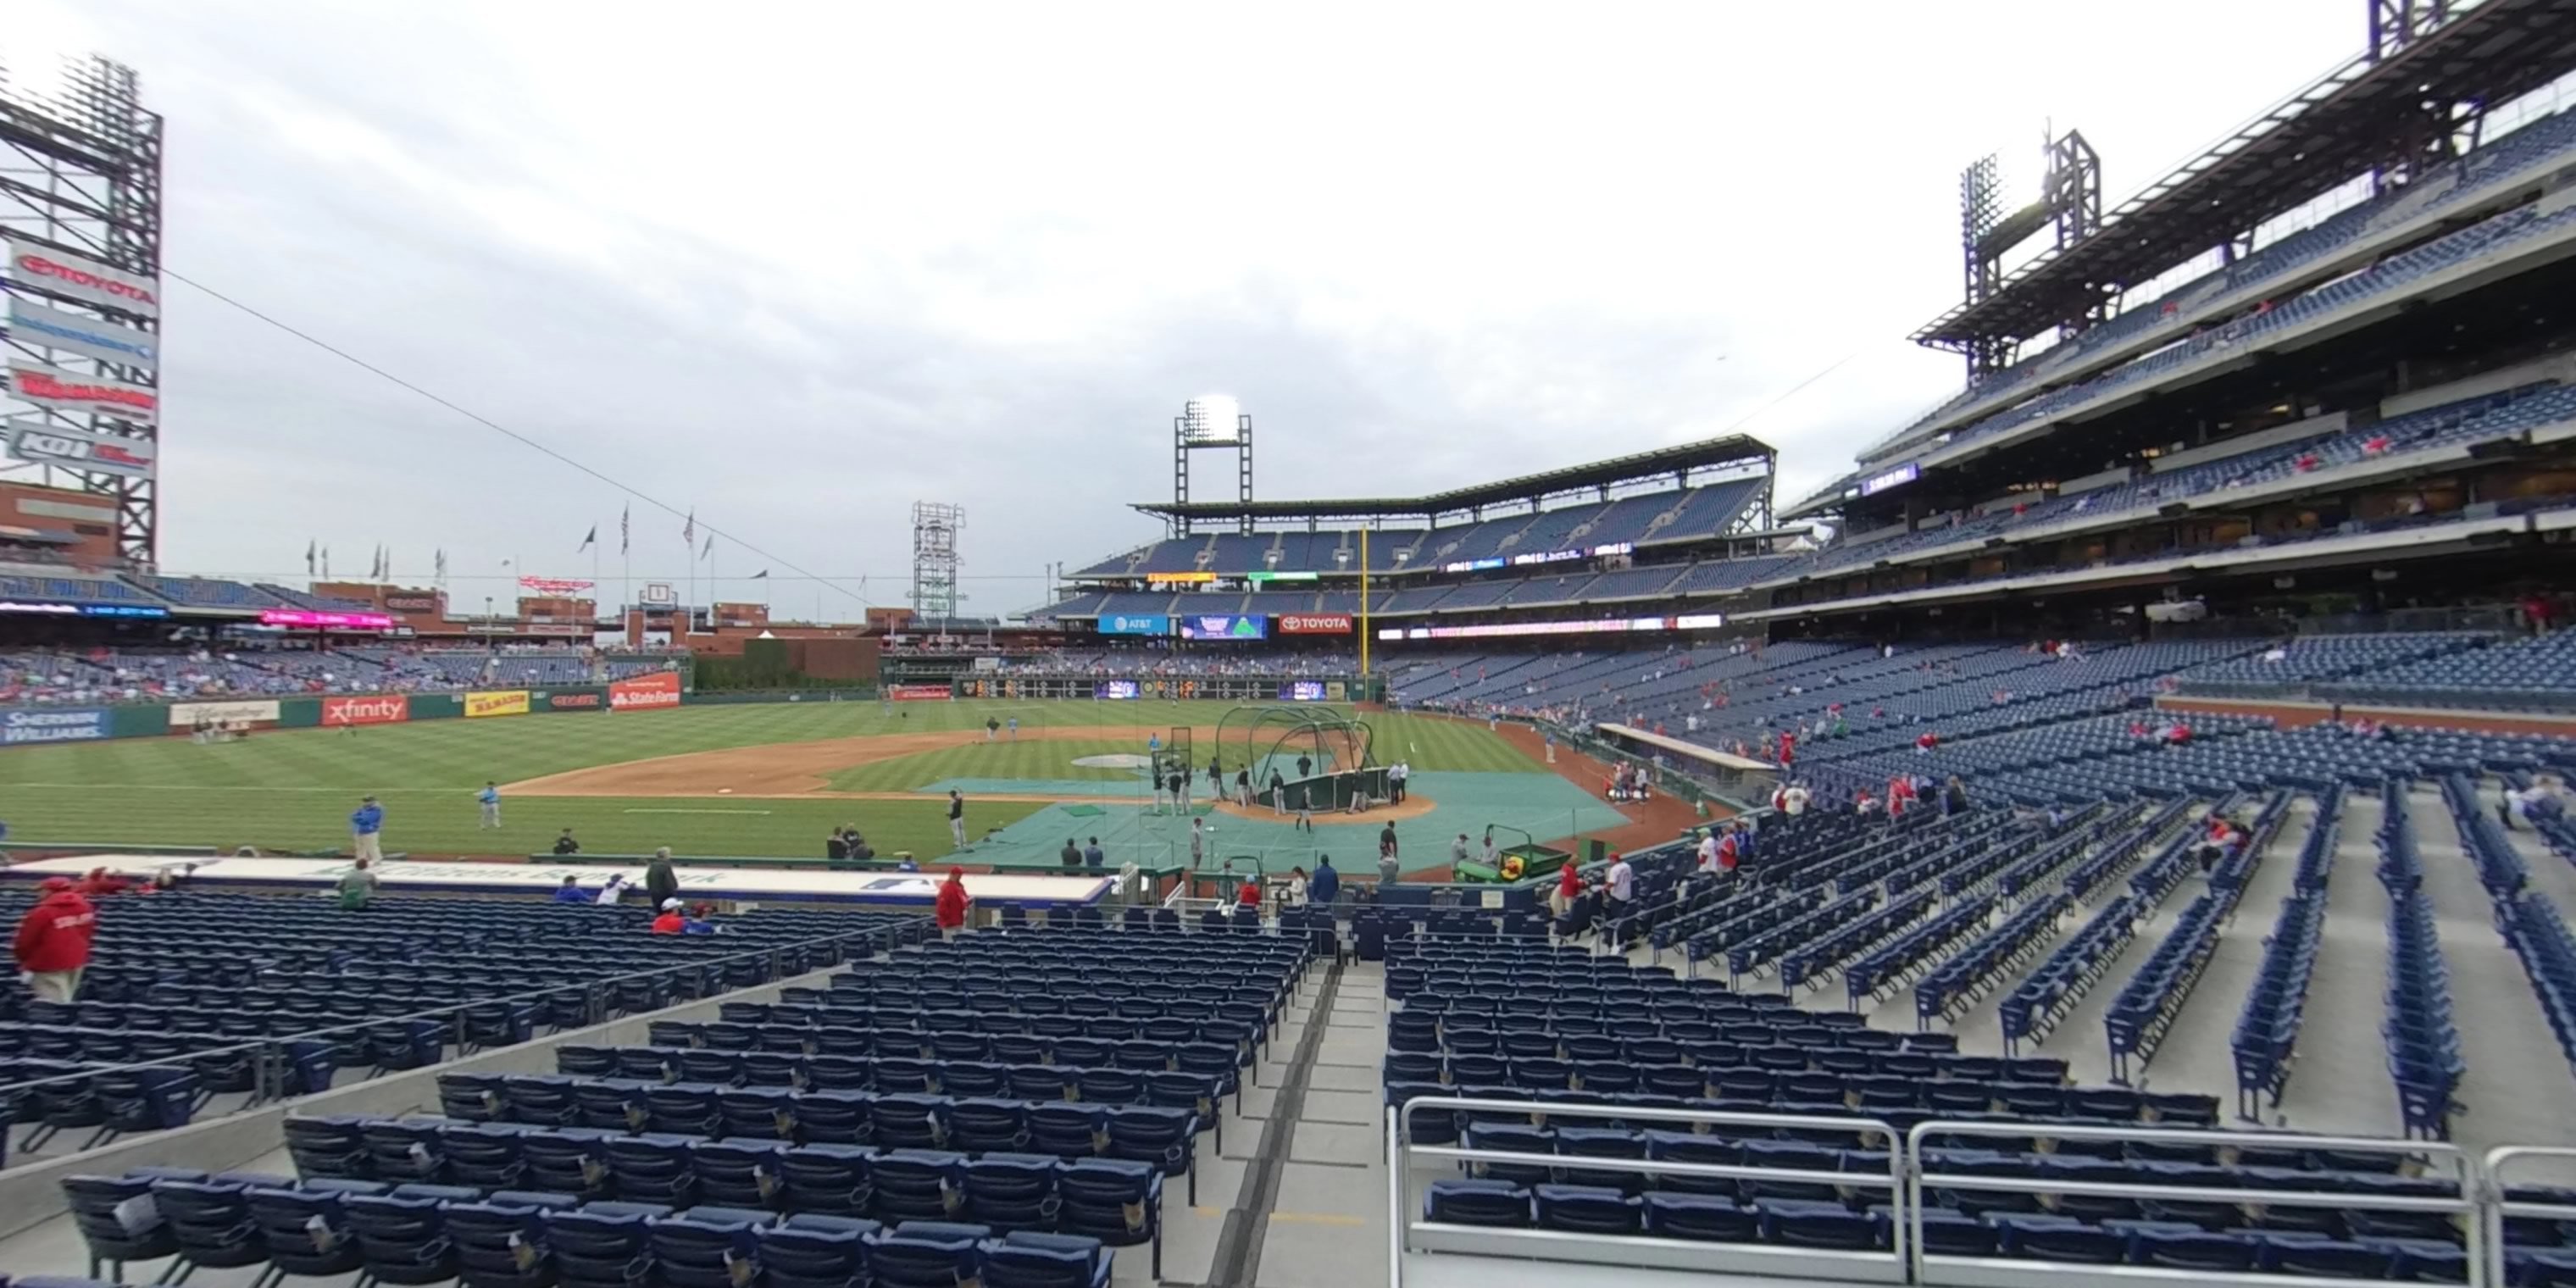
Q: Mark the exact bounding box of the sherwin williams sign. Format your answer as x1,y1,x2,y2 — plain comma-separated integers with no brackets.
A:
2,707,109,744
465,690,531,719
1099,613,1169,636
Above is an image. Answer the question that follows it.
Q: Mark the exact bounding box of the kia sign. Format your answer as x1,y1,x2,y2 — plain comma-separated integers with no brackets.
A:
323,696,410,727
258,608,395,630
1098,613,1169,636
6,298,159,370
8,362,158,425
2,708,109,744
1277,613,1353,635
7,418,158,479
608,671,683,710
4,235,161,318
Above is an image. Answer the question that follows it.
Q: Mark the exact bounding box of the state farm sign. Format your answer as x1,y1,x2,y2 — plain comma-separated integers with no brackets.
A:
608,671,682,710
322,695,409,727
1277,613,1354,635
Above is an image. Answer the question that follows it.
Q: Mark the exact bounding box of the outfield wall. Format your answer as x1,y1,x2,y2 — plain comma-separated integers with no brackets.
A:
0,669,710,747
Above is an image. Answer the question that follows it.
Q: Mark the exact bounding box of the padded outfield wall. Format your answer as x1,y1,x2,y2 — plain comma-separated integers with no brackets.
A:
0,670,691,747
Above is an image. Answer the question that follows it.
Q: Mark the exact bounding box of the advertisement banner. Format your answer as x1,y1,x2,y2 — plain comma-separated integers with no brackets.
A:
466,690,531,719
887,684,954,702
2,707,110,744
6,297,159,370
1277,613,1354,635
536,686,607,711
6,418,158,479
169,699,281,726
322,695,410,728
1179,613,1269,641
608,671,683,710
383,593,440,613
4,235,161,318
0,597,169,618
1094,680,1141,700
519,576,595,595
258,608,395,630
1098,613,1169,636
8,360,159,425
1277,681,1328,702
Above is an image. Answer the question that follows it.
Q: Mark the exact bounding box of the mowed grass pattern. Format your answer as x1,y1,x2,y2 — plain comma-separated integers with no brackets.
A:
0,700,1535,858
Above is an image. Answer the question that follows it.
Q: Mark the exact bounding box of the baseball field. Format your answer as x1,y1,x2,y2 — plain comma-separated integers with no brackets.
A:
0,698,1649,871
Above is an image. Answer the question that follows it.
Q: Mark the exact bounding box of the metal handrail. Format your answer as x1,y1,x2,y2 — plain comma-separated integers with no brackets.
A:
1391,1096,1906,1288
1908,1119,2481,1287
2483,1145,2576,1288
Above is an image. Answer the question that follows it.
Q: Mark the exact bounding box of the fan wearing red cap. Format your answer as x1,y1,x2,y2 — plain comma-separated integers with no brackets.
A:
14,876,98,1002
935,867,971,936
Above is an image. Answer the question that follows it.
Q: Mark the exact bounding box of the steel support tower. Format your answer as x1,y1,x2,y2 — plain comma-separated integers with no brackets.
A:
0,53,164,563
1172,398,1253,536
909,501,963,620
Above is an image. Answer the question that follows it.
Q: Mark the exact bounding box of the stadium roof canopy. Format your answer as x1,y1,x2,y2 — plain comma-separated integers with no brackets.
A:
1912,0,2576,352
1132,434,1775,522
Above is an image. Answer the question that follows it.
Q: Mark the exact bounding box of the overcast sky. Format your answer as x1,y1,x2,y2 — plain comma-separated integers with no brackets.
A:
8,0,2364,617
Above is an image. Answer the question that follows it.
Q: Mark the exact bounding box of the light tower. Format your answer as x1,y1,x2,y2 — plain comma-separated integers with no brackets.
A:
909,501,962,620
1172,397,1252,536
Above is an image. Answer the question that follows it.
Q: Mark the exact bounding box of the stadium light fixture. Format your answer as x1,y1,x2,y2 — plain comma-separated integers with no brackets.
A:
1184,395,1243,444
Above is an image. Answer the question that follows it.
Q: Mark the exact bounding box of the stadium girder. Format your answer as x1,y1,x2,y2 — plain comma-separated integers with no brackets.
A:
1130,434,1775,525
1911,0,2576,358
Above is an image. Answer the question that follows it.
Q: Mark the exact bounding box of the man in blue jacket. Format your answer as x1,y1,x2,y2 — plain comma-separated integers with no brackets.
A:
351,796,385,862
1307,855,1341,908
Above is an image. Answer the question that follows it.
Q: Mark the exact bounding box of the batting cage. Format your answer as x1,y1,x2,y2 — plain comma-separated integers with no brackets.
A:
1218,704,1388,813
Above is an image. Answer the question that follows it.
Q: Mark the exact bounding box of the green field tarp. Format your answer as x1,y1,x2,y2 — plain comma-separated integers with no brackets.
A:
277,697,323,729
108,705,169,739
408,693,464,721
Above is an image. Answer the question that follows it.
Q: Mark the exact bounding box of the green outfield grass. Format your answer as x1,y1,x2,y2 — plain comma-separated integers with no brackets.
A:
0,699,1536,858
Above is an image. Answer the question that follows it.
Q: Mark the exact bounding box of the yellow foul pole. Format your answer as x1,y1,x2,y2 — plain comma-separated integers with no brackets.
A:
1358,528,1372,679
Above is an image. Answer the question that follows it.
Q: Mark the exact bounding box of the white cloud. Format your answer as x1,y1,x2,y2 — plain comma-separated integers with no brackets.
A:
13,0,2359,613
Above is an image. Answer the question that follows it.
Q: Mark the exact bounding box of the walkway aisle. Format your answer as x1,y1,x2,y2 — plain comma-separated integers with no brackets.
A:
2141,799,2316,1102
2407,784,2576,1152
1242,958,1396,1288
2284,791,2402,1136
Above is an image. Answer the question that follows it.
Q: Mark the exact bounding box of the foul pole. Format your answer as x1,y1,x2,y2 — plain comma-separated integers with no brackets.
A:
1358,528,1371,677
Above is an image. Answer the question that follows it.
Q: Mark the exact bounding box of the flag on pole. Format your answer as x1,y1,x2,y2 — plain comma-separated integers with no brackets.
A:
619,504,630,555
320,545,330,576
702,534,713,560
304,541,316,575
578,525,597,552
752,569,769,580
682,509,695,545
435,549,447,577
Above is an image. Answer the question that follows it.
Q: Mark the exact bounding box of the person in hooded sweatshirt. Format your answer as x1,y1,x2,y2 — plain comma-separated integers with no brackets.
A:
935,867,971,937
14,875,97,1002
645,847,680,909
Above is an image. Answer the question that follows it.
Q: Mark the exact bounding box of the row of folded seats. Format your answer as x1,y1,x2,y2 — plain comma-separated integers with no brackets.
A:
437,1069,1218,1168
541,1048,1231,1120
62,1169,1121,1288
271,1116,1169,1257
1418,1180,2576,1284
1382,1062,2210,1122
640,1009,1263,1063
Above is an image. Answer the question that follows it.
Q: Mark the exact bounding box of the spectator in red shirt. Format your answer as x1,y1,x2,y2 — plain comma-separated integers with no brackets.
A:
935,867,971,936
1554,858,1584,919
15,877,97,1002
1236,877,1263,913
1915,730,1940,754
76,866,132,897
651,898,686,934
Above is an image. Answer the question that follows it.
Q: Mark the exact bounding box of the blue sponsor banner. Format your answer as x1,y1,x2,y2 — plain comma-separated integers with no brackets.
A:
1099,613,1169,636
1093,680,1141,700
1,706,110,744
1179,613,1269,641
